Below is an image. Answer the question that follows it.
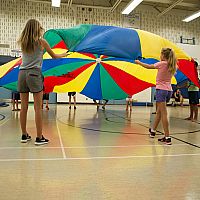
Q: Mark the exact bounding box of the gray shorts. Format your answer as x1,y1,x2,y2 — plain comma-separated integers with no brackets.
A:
18,68,43,93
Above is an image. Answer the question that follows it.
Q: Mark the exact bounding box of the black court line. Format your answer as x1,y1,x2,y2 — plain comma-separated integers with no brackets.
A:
106,111,200,135
57,110,200,148
106,110,200,149
57,110,200,137
171,116,200,124
0,114,5,121
56,116,148,135
137,122,200,148
106,117,200,135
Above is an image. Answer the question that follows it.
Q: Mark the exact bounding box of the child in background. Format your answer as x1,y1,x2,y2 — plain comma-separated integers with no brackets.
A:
174,89,184,106
93,99,108,110
68,92,76,109
102,99,109,110
12,91,20,111
93,99,100,110
135,48,177,145
185,61,199,122
178,61,199,121
42,93,49,110
126,95,133,111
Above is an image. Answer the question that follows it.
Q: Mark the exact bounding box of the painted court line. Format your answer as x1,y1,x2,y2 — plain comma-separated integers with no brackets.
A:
0,143,195,150
0,117,10,126
0,153,200,162
56,121,67,159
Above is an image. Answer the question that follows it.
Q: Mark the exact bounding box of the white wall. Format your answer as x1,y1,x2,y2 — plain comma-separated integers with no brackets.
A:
56,89,152,103
133,88,152,102
176,43,200,63
57,93,94,103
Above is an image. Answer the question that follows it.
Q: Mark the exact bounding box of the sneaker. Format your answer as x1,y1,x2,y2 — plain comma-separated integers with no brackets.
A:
149,128,156,138
102,106,105,110
35,135,49,145
21,134,31,143
158,137,172,145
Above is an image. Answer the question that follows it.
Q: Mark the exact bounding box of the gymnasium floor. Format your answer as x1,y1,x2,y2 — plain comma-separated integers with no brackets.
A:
0,104,200,200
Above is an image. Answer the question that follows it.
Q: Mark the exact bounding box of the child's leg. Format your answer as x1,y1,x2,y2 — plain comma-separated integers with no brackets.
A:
16,100,19,110
93,100,99,110
102,100,108,110
190,104,193,119
69,96,72,108
159,102,170,137
46,100,49,107
193,104,198,121
46,100,49,110
12,99,15,110
185,104,193,120
152,102,161,130
33,91,43,138
73,95,76,107
102,100,108,108
20,93,29,134
130,100,132,111
126,101,129,110
93,100,97,105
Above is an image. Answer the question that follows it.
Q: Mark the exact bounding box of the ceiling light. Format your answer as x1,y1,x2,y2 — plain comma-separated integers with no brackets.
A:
122,0,143,15
183,10,200,22
52,0,61,7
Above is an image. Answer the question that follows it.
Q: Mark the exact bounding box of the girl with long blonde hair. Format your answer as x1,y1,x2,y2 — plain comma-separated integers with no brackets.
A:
18,19,67,145
135,48,177,145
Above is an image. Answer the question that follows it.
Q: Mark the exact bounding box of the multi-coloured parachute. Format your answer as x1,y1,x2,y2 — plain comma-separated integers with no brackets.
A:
0,24,199,100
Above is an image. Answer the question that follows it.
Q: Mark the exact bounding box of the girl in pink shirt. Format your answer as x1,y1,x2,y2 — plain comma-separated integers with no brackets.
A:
135,48,177,145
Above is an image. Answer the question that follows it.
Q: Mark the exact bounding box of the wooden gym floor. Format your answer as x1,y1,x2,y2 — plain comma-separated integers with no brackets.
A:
0,104,200,200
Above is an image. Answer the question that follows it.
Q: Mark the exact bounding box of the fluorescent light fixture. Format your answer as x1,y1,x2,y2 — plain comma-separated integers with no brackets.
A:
183,10,200,22
52,0,61,7
122,0,143,15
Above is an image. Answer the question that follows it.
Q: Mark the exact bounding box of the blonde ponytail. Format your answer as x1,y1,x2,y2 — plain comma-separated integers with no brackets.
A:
161,48,177,75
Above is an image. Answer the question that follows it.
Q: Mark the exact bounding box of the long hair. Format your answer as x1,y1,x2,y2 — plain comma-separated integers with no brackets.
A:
18,19,43,54
161,48,177,75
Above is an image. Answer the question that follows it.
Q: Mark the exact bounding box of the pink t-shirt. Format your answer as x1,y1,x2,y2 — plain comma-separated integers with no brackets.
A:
154,61,172,91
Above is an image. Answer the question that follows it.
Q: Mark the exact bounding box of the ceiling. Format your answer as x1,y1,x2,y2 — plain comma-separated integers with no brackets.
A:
142,0,200,11
27,0,200,12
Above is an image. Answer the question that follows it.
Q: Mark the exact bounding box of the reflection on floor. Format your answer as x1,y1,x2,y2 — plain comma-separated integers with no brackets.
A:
0,104,200,200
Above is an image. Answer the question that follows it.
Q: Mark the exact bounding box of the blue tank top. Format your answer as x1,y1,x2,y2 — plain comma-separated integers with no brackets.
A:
20,42,43,70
